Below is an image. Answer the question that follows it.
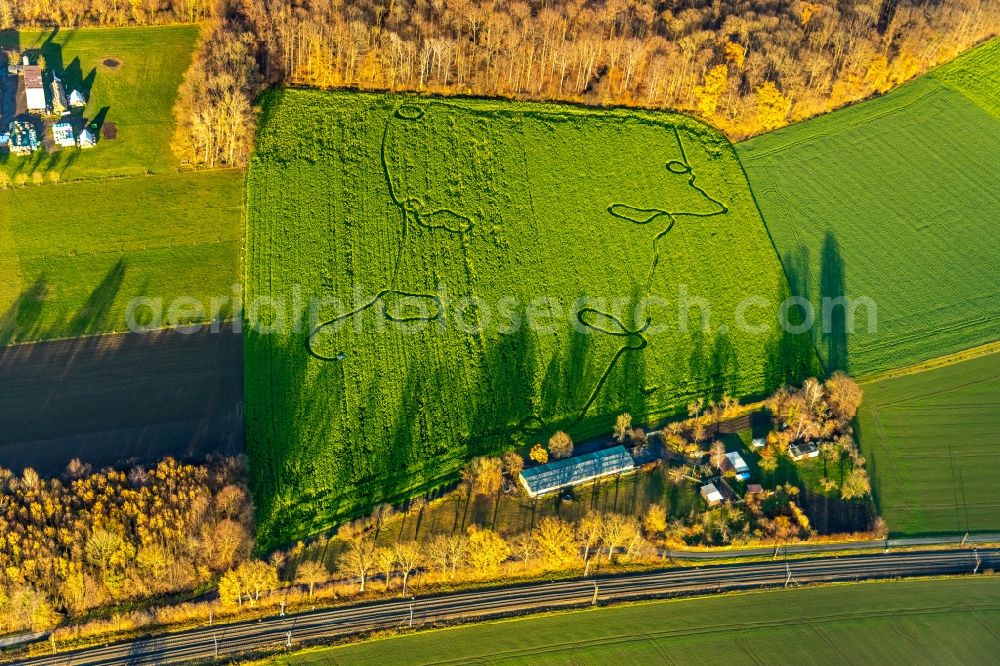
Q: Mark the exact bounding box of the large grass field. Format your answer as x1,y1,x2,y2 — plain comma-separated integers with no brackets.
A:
737,37,1000,377
1,26,198,181
858,351,1000,536
246,90,810,547
0,170,243,343
274,577,1000,664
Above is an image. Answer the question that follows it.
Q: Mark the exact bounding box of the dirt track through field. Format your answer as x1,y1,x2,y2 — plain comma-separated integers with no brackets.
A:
0,329,243,474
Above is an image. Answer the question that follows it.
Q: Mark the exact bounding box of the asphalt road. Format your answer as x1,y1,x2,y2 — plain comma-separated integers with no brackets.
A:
19,548,997,665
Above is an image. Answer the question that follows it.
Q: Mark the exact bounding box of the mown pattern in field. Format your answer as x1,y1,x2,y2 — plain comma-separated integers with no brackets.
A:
858,352,1000,536
0,26,198,181
0,170,243,343
246,90,801,547
277,577,1000,665
738,37,1000,376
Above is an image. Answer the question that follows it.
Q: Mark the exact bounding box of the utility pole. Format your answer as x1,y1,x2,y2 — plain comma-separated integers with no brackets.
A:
974,549,982,574
409,600,415,628
280,600,286,617
213,633,219,659
592,581,599,605
784,560,797,588
961,532,970,547
286,631,292,648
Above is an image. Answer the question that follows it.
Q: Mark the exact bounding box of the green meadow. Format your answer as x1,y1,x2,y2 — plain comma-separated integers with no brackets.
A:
738,38,1000,377
1,25,199,181
0,26,244,345
0,170,243,343
275,577,1000,665
858,352,1000,536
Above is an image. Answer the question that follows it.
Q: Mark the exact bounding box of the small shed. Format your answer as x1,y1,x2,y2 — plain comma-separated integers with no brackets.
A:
723,451,750,480
53,122,75,147
78,128,97,148
69,89,87,107
789,441,820,461
752,437,766,449
746,483,764,496
700,481,725,505
519,446,635,498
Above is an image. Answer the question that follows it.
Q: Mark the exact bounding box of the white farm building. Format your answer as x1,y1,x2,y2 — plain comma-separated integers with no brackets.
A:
23,65,46,112
78,128,97,148
69,89,87,107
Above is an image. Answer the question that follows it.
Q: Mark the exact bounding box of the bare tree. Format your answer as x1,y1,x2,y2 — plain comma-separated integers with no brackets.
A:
294,559,329,598
338,539,377,592
548,431,574,459
393,542,422,595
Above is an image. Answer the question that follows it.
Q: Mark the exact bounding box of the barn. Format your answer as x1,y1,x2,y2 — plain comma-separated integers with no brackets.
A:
23,65,46,112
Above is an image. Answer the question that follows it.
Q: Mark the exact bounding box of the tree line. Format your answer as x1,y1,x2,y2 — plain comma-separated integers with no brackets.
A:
190,0,997,168
5,1,996,166
0,456,253,633
234,0,998,140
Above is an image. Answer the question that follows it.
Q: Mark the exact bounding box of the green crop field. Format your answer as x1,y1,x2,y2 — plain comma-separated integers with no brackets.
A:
738,37,1000,377
273,577,1000,665
858,352,1000,536
0,170,243,343
245,90,809,547
1,26,198,182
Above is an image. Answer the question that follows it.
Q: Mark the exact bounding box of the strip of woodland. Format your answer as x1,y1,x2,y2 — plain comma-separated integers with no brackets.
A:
4,1,996,166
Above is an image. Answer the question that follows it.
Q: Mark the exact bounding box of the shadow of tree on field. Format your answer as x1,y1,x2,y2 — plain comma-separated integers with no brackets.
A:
0,276,49,345
763,272,821,389
63,259,127,337
820,231,849,373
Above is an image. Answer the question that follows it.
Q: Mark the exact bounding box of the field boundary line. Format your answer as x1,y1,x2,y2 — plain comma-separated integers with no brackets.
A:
738,83,942,160
859,341,1000,385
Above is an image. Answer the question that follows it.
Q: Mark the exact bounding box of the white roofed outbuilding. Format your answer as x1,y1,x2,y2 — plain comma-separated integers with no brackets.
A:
78,128,97,148
53,122,75,147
